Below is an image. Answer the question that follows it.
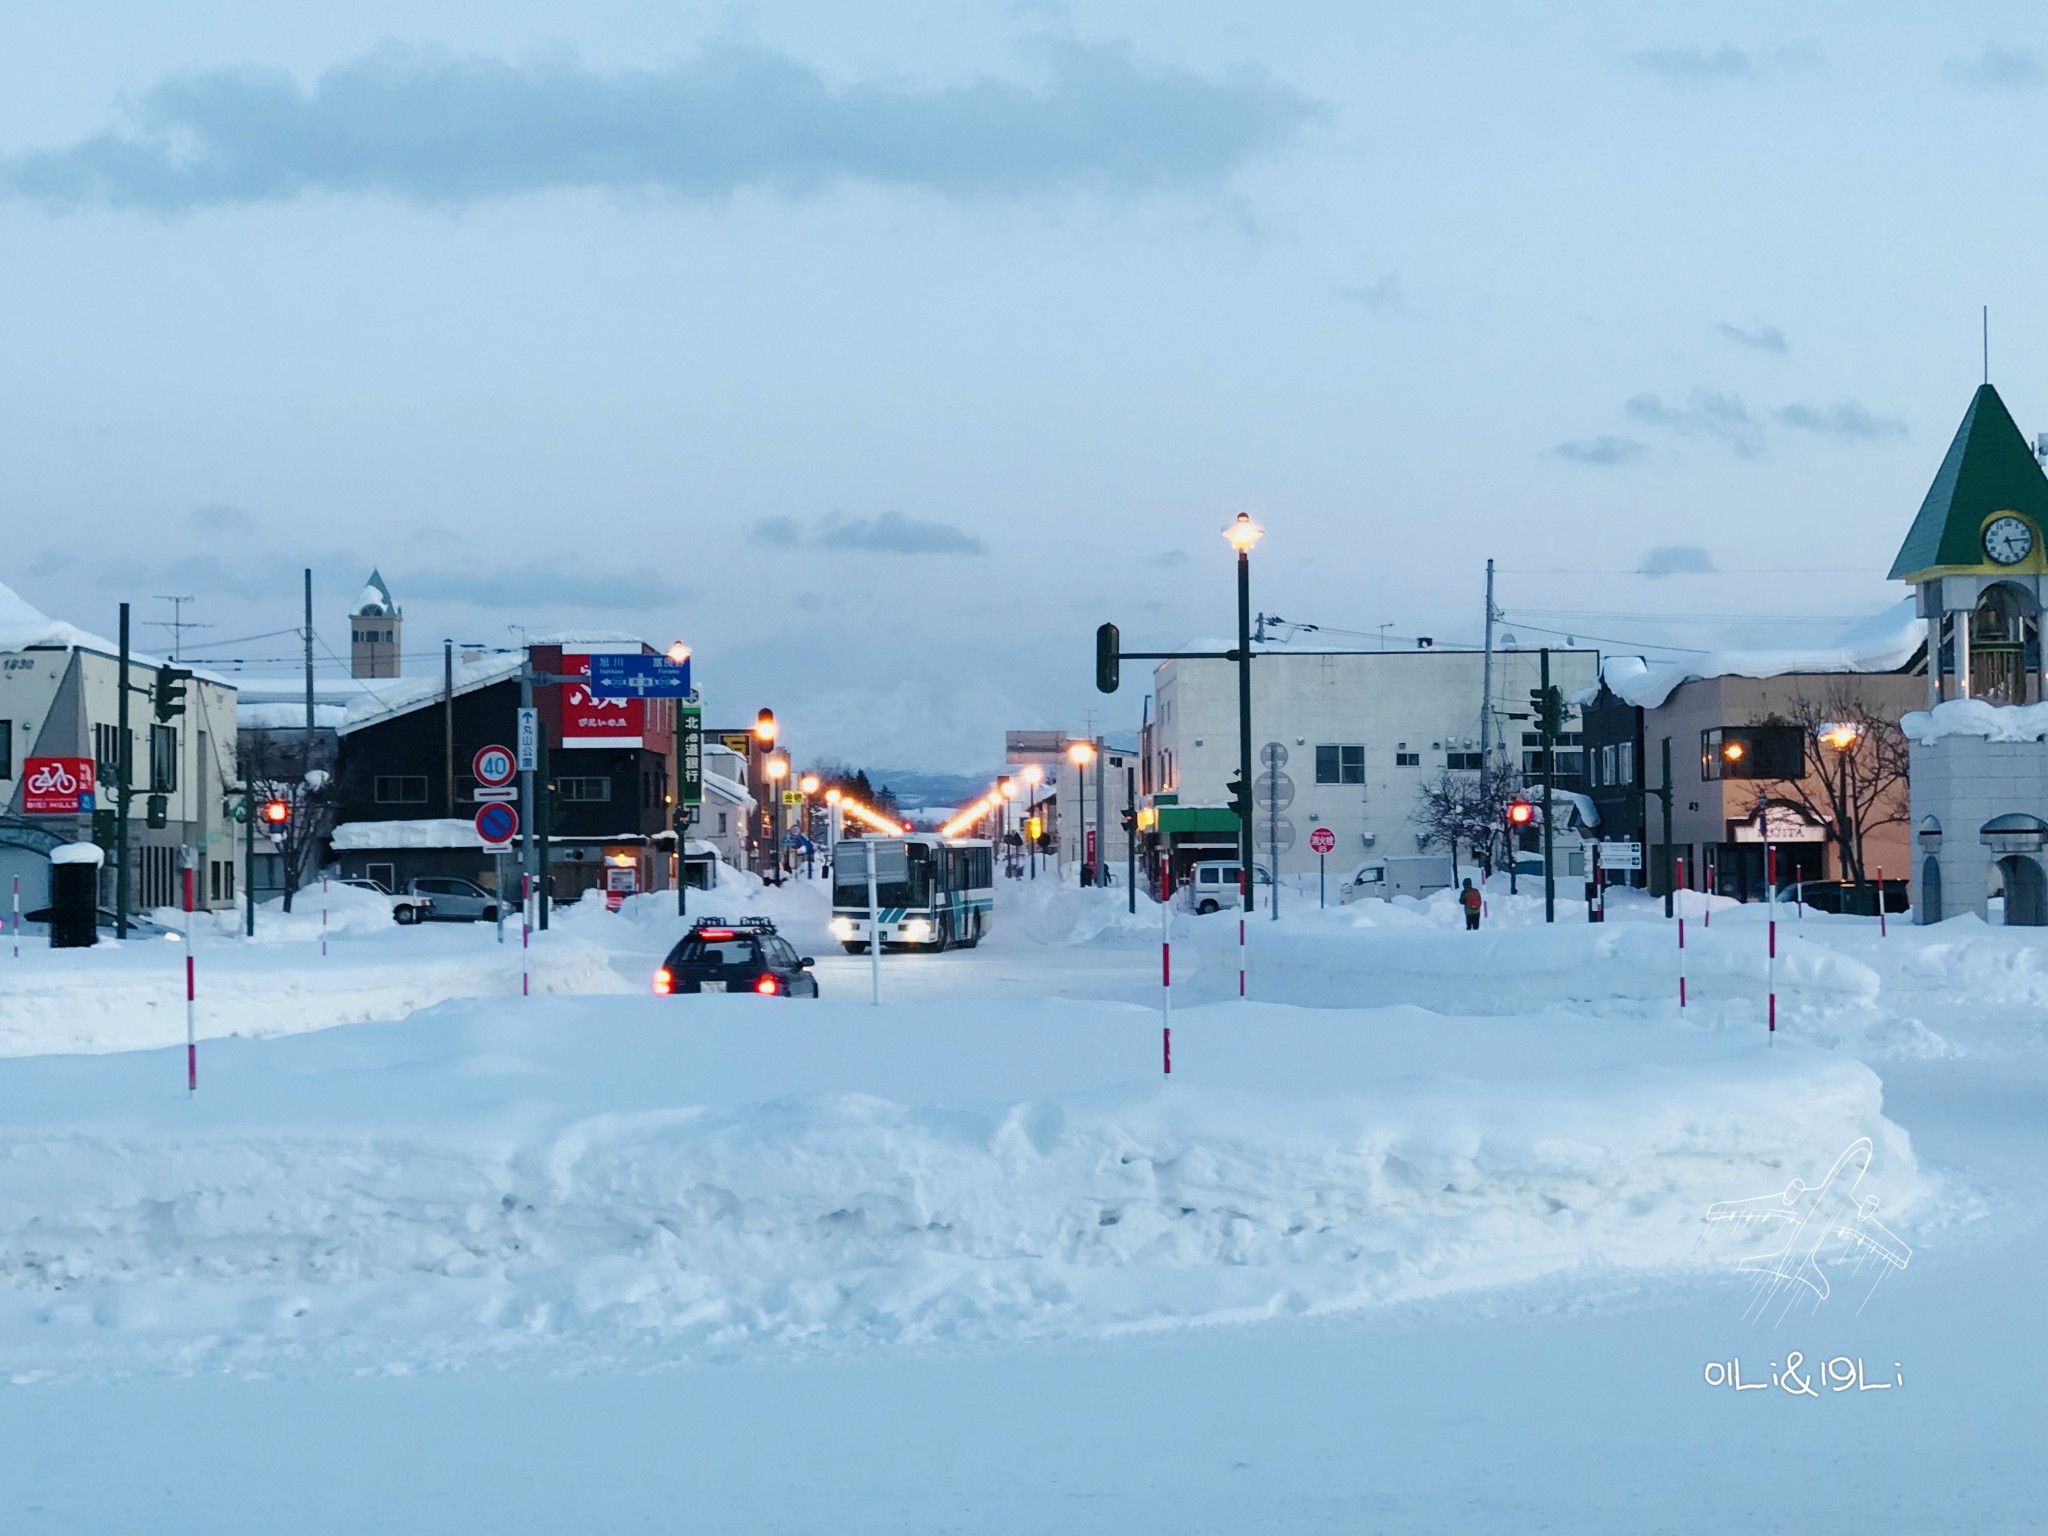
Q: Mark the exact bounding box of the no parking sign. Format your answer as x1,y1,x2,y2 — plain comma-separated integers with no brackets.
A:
475,801,519,848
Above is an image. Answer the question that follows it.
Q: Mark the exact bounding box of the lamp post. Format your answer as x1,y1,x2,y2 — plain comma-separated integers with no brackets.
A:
800,773,820,878
752,709,778,876
1068,739,1096,884
766,753,790,884
1024,764,1043,879
824,785,843,875
1819,722,1861,886
666,643,693,913
1224,513,1264,908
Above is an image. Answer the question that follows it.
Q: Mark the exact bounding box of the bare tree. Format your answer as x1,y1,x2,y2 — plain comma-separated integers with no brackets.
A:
1413,768,1524,878
1739,687,1909,886
238,727,338,910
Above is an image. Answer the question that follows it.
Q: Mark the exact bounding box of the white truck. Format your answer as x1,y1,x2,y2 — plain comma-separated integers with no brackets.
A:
1339,854,1457,903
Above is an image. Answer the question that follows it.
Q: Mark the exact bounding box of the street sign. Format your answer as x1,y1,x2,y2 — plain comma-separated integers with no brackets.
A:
474,787,518,802
516,709,538,771
1309,826,1337,855
23,757,95,815
1259,741,1288,769
680,705,703,805
1595,841,1643,870
719,732,753,755
473,744,515,788
781,789,805,806
588,652,693,698
475,801,519,848
1253,770,1294,810
1267,815,1296,854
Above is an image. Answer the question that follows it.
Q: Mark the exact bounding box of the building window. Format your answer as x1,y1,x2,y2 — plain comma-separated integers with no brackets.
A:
95,721,126,776
1445,751,1484,771
1522,732,1583,778
373,775,429,804
1701,726,1805,782
558,777,611,802
1396,751,1420,767
149,724,178,793
1315,744,1365,784
717,811,728,834
1618,742,1634,785
0,719,10,780
1600,743,1616,786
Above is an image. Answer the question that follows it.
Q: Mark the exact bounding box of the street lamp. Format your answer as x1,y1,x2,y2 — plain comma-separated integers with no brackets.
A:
1068,739,1097,884
766,754,790,883
1819,721,1862,884
1223,513,1263,907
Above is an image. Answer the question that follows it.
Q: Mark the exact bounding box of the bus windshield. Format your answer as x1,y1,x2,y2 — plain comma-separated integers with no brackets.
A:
832,841,926,910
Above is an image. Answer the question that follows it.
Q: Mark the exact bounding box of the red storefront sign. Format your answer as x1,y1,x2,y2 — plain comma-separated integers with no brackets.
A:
23,757,95,814
561,654,645,748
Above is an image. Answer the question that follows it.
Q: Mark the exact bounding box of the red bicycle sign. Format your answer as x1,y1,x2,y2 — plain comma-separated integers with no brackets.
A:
23,756,95,814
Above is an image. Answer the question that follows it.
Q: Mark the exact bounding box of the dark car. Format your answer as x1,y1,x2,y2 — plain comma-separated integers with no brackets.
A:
654,916,820,998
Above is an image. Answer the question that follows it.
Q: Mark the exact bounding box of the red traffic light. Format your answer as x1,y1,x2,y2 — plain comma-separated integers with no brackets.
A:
1506,800,1534,827
261,799,290,825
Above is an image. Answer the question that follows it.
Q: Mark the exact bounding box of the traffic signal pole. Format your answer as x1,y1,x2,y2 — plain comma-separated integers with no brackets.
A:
1541,647,1556,924
1236,543,1255,911
116,602,131,939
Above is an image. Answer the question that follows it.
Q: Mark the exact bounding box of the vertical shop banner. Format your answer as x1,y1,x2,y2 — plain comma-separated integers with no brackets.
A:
561,654,645,748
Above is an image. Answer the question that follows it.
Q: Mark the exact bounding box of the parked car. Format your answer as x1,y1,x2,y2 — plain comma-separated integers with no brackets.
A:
1178,859,1272,915
339,877,436,925
653,916,820,997
401,876,499,923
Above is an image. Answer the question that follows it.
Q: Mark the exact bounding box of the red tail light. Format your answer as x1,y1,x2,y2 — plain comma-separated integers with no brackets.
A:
653,967,673,995
698,929,735,939
755,975,779,995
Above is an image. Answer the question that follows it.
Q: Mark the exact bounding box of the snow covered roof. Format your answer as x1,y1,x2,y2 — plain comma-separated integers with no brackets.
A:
1900,698,2048,744
1583,599,1923,710
0,577,235,686
239,701,350,731
338,653,525,734
332,818,488,850
355,569,399,618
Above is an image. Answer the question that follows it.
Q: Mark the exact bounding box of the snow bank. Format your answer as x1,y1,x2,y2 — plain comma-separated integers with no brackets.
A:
1900,696,2048,744
0,994,1924,1381
1593,599,1923,709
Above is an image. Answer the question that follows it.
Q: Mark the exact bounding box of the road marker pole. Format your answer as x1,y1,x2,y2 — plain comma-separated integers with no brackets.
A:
1767,846,1778,1044
521,874,531,997
1878,867,1888,938
1705,861,1714,928
1677,856,1687,1010
321,875,329,959
183,861,197,1095
1161,890,1172,1074
10,874,17,959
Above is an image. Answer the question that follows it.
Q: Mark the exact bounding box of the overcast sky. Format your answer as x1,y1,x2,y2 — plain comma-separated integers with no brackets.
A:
3,2,2044,769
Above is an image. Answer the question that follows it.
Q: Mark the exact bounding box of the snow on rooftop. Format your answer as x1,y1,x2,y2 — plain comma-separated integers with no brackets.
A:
1900,698,2048,745
331,819,490,850
338,653,525,734
0,576,237,684
1589,599,1923,710
239,701,350,731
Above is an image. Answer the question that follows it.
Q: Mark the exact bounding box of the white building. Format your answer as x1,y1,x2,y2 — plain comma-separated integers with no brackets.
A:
0,580,244,916
1145,646,1599,876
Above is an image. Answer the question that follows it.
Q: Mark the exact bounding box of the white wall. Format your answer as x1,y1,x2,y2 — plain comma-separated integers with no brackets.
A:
1150,648,1599,874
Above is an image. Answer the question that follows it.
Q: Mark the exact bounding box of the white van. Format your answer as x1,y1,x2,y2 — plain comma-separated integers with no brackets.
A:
1341,855,1456,903
1180,859,1272,914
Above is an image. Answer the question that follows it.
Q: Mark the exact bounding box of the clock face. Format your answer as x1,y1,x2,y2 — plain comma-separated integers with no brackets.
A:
1985,515,2035,565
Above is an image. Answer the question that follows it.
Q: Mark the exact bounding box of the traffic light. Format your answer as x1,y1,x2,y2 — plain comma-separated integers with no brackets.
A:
1120,807,1138,834
1528,685,1567,738
261,798,290,827
153,664,192,723
1095,622,1120,694
1226,771,1252,825
753,708,778,745
146,794,168,829
92,808,119,848
1026,816,1044,840
1506,799,1534,828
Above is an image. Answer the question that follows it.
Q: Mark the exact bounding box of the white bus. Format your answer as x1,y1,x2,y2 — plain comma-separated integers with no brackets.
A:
829,836,995,953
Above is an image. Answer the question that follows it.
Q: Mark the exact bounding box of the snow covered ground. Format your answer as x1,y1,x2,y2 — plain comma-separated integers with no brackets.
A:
0,872,2040,1531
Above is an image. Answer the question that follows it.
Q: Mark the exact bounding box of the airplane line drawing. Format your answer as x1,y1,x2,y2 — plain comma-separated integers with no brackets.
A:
1701,1137,1913,1323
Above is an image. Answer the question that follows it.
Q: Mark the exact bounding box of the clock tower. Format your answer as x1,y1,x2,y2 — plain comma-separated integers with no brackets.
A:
1892,383,2048,705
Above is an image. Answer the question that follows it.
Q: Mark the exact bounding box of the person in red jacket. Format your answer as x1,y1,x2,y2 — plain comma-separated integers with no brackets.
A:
1460,878,1483,931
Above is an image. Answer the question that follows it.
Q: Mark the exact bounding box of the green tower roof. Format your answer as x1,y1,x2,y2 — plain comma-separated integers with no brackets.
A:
1890,383,2048,580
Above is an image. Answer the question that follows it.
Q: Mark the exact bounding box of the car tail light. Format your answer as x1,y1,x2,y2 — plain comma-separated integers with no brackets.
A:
755,975,779,995
653,968,673,995
698,929,735,940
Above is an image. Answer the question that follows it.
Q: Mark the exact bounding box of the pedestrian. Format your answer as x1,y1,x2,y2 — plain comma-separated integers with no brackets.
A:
1460,877,1482,932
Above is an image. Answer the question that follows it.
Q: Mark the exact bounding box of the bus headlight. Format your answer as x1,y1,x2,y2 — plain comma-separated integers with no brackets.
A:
829,917,855,940
902,918,933,942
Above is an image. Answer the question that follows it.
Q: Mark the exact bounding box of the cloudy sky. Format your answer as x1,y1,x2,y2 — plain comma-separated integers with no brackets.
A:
3,1,2044,769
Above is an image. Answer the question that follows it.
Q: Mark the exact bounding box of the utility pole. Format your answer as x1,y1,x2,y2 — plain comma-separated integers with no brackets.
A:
1478,558,1497,870
443,640,456,818
1235,532,1256,902
1126,765,1138,914
1659,737,1676,918
148,595,210,663
1094,741,1107,889
115,602,132,939
1540,647,1556,924
285,568,312,914
520,657,536,926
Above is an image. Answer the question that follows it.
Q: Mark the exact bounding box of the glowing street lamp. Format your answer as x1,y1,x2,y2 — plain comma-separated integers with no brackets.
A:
1223,512,1264,896
665,642,691,664
1222,511,1264,555
1818,722,1863,883
800,774,820,795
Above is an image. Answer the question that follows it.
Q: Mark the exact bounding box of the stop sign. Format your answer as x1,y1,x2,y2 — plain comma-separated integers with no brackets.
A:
1309,826,1337,855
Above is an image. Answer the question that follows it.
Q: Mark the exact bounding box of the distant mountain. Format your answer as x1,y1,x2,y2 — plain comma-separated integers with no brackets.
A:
863,768,995,810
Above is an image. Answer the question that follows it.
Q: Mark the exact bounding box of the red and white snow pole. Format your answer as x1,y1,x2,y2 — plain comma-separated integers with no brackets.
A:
1766,845,1778,1044
1704,862,1714,927
1237,909,1246,1000
1676,855,1687,1009
9,873,17,959
1161,889,1172,1074
321,875,329,958
183,861,197,1094
521,873,532,998
1877,867,1887,938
